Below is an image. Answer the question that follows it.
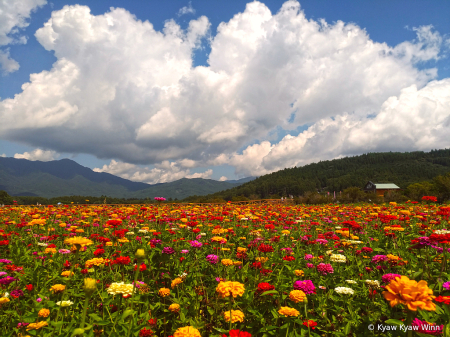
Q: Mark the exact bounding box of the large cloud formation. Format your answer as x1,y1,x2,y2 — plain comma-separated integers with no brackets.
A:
0,0,47,74
0,0,449,182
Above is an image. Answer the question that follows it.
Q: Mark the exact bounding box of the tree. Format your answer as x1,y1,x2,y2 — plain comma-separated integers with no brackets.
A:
0,190,14,205
434,172,450,202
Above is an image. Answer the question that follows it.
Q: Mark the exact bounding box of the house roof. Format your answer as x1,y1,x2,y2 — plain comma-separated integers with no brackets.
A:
373,183,400,189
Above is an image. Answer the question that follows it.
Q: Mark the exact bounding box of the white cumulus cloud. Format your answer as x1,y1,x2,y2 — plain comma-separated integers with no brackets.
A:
14,148,59,161
228,78,450,176
0,0,47,74
0,1,448,179
177,1,195,17
93,160,213,184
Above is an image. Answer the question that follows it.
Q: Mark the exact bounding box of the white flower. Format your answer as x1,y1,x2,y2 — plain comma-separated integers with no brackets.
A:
138,229,148,233
56,300,74,307
335,226,342,230
434,230,450,235
334,287,354,295
126,232,135,235
38,243,48,247
326,250,333,256
330,254,346,263
3,292,9,298
200,233,206,236
240,218,248,221
107,282,134,296
346,280,357,284
365,280,380,288
144,236,150,239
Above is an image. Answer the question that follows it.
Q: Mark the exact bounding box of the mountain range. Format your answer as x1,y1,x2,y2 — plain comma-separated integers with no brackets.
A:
0,157,255,199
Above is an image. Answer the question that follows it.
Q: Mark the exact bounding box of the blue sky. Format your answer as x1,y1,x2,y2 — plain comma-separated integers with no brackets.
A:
0,0,449,183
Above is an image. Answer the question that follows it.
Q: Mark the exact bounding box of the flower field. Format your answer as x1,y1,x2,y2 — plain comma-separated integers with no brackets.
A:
1,201,450,337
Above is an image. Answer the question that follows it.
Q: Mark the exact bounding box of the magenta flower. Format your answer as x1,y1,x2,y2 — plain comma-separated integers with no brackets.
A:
293,280,315,294
162,247,175,254
371,255,388,264
0,276,16,285
189,240,203,248
411,318,443,335
382,273,401,284
443,281,450,290
304,254,314,260
316,263,334,275
206,254,219,265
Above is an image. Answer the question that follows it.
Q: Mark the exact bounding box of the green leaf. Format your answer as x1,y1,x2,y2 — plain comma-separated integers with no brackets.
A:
384,319,404,326
260,290,278,296
88,313,102,321
213,327,229,333
344,322,352,334
121,309,134,320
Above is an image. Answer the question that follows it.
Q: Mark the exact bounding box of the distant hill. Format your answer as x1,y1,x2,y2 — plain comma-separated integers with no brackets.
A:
0,157,254,199
183,149,450,201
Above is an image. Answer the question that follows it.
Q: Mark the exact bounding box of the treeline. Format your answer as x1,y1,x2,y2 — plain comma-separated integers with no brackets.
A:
0,194,179,206
183,149,450,203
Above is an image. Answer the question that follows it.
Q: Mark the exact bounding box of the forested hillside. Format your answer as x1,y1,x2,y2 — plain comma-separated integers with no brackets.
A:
184,149,450,201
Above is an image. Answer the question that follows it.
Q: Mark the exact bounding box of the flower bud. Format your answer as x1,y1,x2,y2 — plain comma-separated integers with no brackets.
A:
83,278,97,295
72,328,85,336
135,249,146,261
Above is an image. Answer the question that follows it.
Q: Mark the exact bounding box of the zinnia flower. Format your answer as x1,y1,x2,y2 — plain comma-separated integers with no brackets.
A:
50,284,66,294
173,326,201,337
169,303,181,312
383,276,436,311
64,237,93,247
289,290,306,303
107,282,134,296
56,300,74,307
216,281,245,298
294,270,304,277
293,280,315,294
411,318,443,335
158,288,170,297
206,254,218,264
382,273,402,284
38,308,50,317
223,310,245,323
26,321,48,331
221,259,234,266
171,278,183,289
278,306,300,317
335,287,355,295
316,263,334,275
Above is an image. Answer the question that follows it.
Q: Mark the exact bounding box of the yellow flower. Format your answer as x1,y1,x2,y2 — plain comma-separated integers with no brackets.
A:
83,278,97,295
38,308,50,317
64,236,93,247
26,321,48,331
237,247,247,253
169,303,180,312
171,278,183,289
61,271,74,277
255,257,268,263
278,306,300,317
223,310,245,323
382,276,436,311
212,236,227,243
44,248,57,254
85,258,108,268
386,254,400,261
159,288,170,297
0,297,10,304
173,326,201,337
50,284,66,294
233,261,242,266
215,281,245,298
221,259,233,266
289,290,306,303
294,270,304,277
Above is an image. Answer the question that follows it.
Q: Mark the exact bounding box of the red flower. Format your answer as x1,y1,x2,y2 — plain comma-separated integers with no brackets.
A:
283,256,295,261
134,263,147,272
81,269,89,274
139,328,154,337
435,296,450,305
257,244,274,253
303,320,317,329
25,284,33,291
148,318,157,326
93,248,105,256
179,257,185,262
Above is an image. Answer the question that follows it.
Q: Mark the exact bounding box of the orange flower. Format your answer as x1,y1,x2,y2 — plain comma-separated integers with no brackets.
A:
382,276,436,311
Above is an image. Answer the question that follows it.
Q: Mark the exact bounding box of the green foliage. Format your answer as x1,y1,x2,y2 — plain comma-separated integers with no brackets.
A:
0,190,14,205
185,149,450,202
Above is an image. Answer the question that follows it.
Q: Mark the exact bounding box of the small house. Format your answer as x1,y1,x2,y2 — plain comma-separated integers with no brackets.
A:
363,181,400,197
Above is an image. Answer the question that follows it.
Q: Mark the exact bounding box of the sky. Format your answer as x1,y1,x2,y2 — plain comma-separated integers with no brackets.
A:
0,0,449,184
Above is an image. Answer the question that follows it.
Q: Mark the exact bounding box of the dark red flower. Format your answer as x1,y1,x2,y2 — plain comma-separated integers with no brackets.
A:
283,256,295,261
222,330,252,337
303,320,317,329
93,248,105,256
257,244,274,253
25,284,33,291
139,328,154,337
148,318,157,326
